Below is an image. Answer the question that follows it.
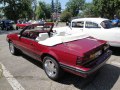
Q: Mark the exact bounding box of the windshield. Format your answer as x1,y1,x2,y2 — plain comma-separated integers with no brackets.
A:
20,23,54,38
100,20,113,29
23,23,54,32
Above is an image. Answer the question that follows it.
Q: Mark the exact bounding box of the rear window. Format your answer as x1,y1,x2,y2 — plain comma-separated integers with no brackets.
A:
100,20,113,29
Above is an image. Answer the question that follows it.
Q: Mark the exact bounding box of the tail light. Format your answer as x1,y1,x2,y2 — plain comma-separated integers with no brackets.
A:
76,56,89,65
76,50,103,66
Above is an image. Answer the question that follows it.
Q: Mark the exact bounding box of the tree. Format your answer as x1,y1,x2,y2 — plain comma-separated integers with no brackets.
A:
58,2,61,13
93,0,120,19
60,10,72,22
66,0,85,17
54,0,61,13
20,0,33,19
45,4,51,19
35,1,51,19
1,0,32,22
81,3,94,17
51,0,54,13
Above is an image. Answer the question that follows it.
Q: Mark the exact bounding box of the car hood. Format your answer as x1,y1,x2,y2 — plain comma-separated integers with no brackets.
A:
64,37,105,56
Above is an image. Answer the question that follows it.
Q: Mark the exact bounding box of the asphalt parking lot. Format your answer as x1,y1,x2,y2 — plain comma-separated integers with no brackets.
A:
0,29,120,90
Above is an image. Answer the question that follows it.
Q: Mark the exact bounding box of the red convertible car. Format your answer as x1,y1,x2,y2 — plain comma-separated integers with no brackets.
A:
16,23,31,30
6,22,112,80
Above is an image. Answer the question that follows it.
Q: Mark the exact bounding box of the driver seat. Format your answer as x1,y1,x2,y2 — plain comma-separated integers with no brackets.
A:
36,33,49,41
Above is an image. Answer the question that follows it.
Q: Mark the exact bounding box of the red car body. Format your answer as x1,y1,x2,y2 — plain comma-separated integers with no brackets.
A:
7,23,112,80
16,23,31,29
16,23,30,28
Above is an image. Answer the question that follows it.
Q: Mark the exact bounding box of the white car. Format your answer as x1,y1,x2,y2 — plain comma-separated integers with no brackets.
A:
53,18,120,47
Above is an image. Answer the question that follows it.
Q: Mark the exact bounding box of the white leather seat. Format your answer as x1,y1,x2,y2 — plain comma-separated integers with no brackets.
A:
36,33,49,41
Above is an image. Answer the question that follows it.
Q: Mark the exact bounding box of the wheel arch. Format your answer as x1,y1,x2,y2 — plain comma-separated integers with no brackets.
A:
41,53,59,63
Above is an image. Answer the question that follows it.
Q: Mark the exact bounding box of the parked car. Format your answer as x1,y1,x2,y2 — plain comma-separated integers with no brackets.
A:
16,20,45,30
53,18,120,47
6,22,112,80
0,20,2,30
0,20,14,30
16,20,31,30
16,23,31,30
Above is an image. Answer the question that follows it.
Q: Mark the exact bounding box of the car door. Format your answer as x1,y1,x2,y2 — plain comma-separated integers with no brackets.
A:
18,36,37,58
83,21,105,40
18,31,46,60
15,31,39,59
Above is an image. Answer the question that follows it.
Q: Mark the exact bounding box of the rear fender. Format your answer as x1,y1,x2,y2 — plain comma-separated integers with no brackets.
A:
41,50,59,62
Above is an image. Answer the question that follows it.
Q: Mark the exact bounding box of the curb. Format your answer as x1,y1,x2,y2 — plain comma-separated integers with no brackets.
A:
0,64,3,78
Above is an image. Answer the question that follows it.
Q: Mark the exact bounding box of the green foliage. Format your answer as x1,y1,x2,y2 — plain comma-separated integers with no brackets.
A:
51,0,54,13
35,1,51,19
20,0,32,19
35,2,45,19
93,0,120,18
58,2,61,13
1,0,32,22
60,10,72,22
45,4,51,19
53,0,61,13
81,3,95,17
66,0,85,17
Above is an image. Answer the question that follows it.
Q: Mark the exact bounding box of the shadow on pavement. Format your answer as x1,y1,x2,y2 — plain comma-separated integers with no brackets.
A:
18,53,120,90
58,64,120,90
110,47,120,56
18,53,43,69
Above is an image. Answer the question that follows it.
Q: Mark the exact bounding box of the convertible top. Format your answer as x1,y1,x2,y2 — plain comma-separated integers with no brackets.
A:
38,33,89,46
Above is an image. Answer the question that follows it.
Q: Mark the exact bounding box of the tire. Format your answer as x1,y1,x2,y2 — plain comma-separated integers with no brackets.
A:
9,41,18,55
43,56,63,81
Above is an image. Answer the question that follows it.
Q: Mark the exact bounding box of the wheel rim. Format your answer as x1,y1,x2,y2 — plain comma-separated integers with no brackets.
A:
9,42,14,54
44,59,57,78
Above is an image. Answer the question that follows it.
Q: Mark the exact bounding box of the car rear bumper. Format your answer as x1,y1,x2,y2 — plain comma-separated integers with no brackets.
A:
109,41,120,47
60,50,112,77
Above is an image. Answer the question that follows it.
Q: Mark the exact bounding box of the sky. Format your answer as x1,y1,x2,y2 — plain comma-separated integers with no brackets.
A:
0,0,92,9
39,0,92,9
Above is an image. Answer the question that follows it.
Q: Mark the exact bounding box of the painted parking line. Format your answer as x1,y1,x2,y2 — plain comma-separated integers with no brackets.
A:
0,64,2,78
0,63,25,90
111,61,120,67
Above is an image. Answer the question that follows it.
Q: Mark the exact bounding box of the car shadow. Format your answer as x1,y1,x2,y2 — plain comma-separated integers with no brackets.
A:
18,54,120,90
19,53,43,69
110,47,120,56
58,64,120,90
